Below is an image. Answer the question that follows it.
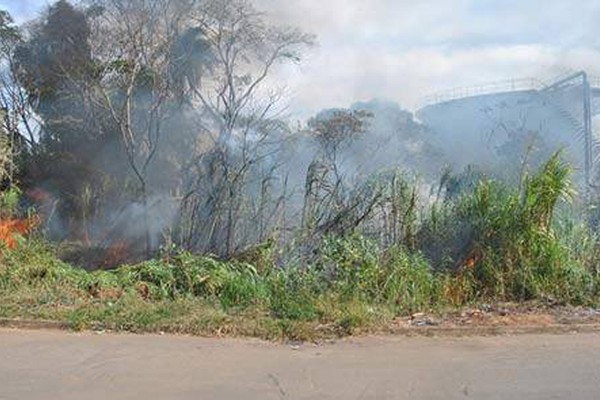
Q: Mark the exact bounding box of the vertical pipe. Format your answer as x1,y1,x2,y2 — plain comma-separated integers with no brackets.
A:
583,72,593,187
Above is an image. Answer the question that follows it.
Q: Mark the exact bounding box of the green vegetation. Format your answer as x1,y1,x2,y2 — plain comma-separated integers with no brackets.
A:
2,154,600,340
1,2,599,341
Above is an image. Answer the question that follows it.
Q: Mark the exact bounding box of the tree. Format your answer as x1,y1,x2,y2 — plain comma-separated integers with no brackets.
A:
0,10,21,183
308,109,372,168
301,109,372,235
12,1,112,243
86,0,192,255
4,0,314,261
174,0,315,256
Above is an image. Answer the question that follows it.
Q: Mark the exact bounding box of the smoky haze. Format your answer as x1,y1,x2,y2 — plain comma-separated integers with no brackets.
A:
255,0,600,115
0,0,597,269
4,0,600,115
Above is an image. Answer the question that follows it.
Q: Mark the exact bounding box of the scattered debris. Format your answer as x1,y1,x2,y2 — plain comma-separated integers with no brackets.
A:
410,313,438,327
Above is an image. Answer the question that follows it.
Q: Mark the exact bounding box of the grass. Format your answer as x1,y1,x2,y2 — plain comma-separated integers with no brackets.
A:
0,240,442,340
0,237,597,340
2,153,600,340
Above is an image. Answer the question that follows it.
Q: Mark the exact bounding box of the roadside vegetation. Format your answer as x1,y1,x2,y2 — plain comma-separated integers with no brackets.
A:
2,153,600,340
1,2,600,340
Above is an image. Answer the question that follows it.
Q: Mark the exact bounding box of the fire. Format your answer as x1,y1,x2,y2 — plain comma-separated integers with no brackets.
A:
463,248,483,270
0,217,38,250
103,239,132,268
465,257,476,269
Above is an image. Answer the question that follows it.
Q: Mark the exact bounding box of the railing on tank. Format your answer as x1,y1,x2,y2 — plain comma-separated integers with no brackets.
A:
420,74,600,109
420,78,546,108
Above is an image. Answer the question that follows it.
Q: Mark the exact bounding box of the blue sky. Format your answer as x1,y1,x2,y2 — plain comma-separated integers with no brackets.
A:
2,0,600,115
0,0,44,22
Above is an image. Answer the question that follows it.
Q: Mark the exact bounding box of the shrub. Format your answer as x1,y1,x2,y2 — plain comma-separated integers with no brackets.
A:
419,152,596,304
380,246,440,313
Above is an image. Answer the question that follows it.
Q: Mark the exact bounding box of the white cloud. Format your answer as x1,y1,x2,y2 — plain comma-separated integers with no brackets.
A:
257,0,600,116
271,43,600,117
4,0,600,116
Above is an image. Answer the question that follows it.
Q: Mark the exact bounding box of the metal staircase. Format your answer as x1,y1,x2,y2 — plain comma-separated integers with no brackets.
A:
540,71,596,186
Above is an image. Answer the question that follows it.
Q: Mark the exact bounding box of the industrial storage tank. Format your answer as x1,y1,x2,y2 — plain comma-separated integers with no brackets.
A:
417,72,600,186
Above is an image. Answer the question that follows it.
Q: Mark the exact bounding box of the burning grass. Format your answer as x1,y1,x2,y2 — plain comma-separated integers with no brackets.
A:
1,154,600,340
0,232,599,340
0,218,36,249
0,242,392,339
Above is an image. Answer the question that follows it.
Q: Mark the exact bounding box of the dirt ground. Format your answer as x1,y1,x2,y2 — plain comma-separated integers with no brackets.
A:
385,303,600,336
2,328,600,400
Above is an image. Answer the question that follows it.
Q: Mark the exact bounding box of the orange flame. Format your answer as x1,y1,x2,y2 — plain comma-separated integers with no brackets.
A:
0,218,38,250
465,257,476,269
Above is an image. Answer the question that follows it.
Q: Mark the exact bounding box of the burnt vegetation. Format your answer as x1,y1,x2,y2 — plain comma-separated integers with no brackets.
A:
0,1,600,338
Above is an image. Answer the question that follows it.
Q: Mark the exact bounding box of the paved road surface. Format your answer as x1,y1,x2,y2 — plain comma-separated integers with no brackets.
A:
1,329,600,399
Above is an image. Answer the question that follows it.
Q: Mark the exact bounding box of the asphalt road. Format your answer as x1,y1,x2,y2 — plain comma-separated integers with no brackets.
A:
1,329,600,399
